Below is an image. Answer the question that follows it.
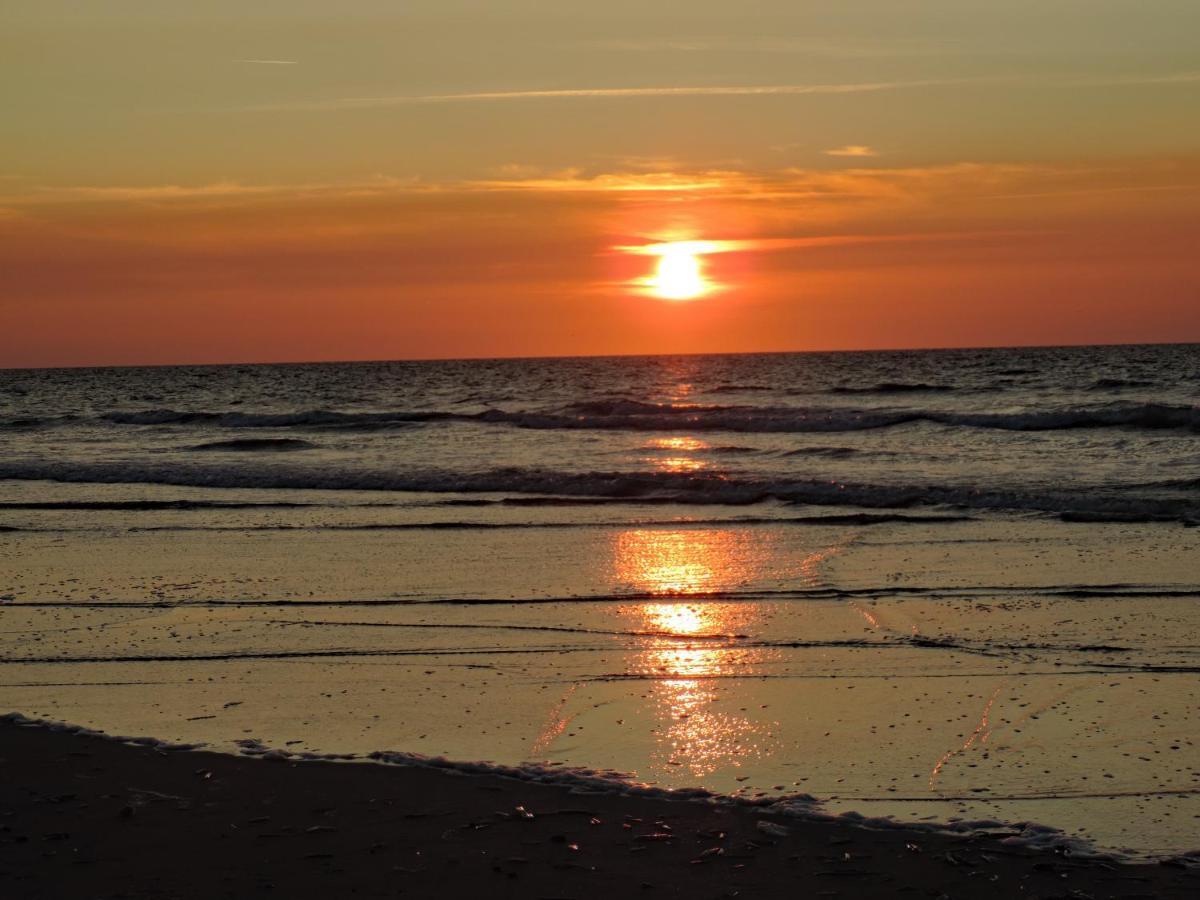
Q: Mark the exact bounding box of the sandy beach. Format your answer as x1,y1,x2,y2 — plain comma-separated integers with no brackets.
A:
4,717,1198,899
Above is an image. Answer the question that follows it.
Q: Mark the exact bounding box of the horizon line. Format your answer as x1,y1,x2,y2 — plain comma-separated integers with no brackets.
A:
3,340,1196,374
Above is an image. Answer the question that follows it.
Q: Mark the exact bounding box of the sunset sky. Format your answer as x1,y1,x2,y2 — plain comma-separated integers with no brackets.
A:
3,1,1199,367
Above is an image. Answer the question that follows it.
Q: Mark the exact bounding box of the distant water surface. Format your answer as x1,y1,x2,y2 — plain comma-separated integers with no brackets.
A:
0,344,1196,522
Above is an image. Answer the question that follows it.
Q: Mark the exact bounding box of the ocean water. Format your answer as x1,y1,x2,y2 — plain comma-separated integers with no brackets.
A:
1,344,1197,521
1,344,1198,857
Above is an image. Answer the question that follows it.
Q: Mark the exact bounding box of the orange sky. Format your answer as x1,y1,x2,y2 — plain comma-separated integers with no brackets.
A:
2,3,1199,366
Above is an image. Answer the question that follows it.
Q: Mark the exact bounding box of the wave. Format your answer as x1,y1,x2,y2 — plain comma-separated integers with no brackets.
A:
930,402,1197,432
77,400,1200,435
189,438,317,452
1059,510,1198,525
707,383,775,393
550,399,1199,434
101,409,437,429
1146,477,1200,490
124,513,975,532
715,382,975,396
830,382,956,394
0,499,315,510
1089,378,1156,390
0,414,79,429
1,460,1195,523
558,400,1200,433
780,446,862,458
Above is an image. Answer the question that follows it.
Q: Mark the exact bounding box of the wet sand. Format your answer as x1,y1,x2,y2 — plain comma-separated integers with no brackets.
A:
4,498,1199,857
2,719,1197,899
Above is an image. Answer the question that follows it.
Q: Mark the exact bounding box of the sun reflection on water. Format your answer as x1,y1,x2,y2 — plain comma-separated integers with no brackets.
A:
648,436,705,451
643,435,710,473
612,528,781,779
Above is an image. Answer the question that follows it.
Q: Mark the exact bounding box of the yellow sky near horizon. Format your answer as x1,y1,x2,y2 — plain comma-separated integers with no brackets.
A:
2,1,1198,366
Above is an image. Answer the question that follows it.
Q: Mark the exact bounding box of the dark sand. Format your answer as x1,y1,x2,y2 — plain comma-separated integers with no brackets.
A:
1,721,1196,899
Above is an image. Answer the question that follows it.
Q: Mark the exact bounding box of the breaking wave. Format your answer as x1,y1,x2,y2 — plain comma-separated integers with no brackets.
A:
60,400,1200,435
0,460,1194,523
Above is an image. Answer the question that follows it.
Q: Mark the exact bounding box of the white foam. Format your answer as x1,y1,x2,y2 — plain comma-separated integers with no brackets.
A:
1,711,206,752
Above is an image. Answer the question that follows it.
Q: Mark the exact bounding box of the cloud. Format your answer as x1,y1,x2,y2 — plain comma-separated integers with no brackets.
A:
7,159,1197,231
462,169,737,194
239,69,1200,114
613,232,1032,257
4,177,423,206
245,79,962,112
824,145,878,158
39,181,287,201
467,162,1054,205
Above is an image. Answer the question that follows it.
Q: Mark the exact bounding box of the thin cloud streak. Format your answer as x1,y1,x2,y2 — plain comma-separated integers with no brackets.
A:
245,79,964,112
613,231,1037,256
235,59,300,65
825,145,878,158
239,70,1200,113
0,177,424,207
464,171,733,193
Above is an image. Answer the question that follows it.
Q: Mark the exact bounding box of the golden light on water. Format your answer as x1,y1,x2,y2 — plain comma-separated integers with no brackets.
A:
614,529,748,595
644,435,710,473
611,527,781,778
646,436,707,452
643,602,710,637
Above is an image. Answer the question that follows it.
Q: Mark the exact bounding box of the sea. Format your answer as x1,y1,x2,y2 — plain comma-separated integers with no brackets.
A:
1,344,1198,858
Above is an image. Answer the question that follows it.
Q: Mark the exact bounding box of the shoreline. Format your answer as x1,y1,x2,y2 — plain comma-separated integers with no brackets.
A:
2,716,1197,899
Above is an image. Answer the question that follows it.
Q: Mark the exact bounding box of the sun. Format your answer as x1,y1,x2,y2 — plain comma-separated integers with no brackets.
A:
651,244,707,300
621,239,724,301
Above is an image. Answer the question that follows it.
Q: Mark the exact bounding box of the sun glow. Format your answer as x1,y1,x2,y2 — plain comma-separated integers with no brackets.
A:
624,239,728,301
653,245,707,300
